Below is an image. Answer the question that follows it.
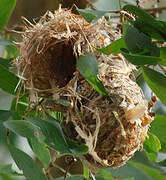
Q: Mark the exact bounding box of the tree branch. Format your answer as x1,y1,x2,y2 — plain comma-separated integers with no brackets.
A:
144,6,166,12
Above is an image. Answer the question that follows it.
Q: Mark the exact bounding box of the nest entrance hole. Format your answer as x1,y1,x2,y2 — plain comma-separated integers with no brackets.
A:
46,39,76,88
31,39,77,91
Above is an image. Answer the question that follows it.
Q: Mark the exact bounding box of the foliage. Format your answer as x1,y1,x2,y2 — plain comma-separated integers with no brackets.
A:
0,0,166,180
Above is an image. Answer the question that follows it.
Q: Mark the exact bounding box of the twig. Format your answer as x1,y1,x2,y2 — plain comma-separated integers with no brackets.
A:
119,0,125,22
136,0,140,8
64,156,76,180
136,72,142,81
6,128,10,144
159,64,166,75
85,0,97,10
119,0,122,10
109,6,166,19
143,6,166,12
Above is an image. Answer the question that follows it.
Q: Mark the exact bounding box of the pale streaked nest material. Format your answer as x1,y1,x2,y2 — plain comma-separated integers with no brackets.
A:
14,8,153,171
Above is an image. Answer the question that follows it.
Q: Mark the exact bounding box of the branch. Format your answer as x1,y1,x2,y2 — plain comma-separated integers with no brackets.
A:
109,6,166,19
144,6,166,12
85,0,97,10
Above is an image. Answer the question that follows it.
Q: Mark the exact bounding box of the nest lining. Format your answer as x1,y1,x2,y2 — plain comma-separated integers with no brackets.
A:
14,8,152,171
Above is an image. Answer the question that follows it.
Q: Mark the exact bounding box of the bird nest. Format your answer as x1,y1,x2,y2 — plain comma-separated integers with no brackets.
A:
14,8,152,171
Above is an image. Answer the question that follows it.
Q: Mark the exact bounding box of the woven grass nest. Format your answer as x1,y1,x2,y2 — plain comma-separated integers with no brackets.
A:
14,8,153,171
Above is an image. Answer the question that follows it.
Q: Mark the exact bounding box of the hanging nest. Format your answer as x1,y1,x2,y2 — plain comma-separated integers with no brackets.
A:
13,8,153,171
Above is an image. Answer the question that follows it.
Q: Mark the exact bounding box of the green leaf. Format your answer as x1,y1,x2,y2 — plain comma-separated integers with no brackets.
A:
55,175,84,180
11,95,28,119
78,53,110,99
46,114,88,155
6,44,19,58
79,53,98,75
150,115,166,146
0,36,12,46
0,173,17,180
96,37,127,55
124,25,153,54
134,20,166,42
29,137,51,169
143,132,161,162
123,5,166,41
142,66,166,106
160,47,166,66
83,165,89,180
106,162,153,180
53,99,71,107
8,145,47,180
0,164,21,176
123,5,155,23
0,58,12,69
144,150,157,163
130,161,166,180
158,159,166,167
160,141,166,153
3,120,40,138
67,139,88,155
77,8,107,23
0,110,14,122
97,169,114,180
0,64,19,95
122,23,130,36
122,51,161,65
26,117,69,153
0,0,17,30
49,112,62,123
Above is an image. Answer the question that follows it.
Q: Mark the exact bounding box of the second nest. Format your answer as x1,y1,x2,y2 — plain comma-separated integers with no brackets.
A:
14,8,152,171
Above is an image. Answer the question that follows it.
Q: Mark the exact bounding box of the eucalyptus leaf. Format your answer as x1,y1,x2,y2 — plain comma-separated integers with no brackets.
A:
0,64,19,95
150,115,166,146
160,142,166,153
46,114,88,155
0,110,14,122
0,0,17,30
53,99,71,107
160,47,166,66
29,137,51,168
158,159,166,167
123,5,156,25
0,58,12,69
123,5,166,41
124,25,153,54
83,165,89,180
0,173,17,180
26,117,69,153
121,51,161,65
0,164,22,176
130,161,166,180
6,43,20,58
9,145,47,180
97,169,114,180
77,8,107,23
3,120,40,138
78,53,110,99
106,162,153,180
67,139,88,155
143,132,161,162
97,37,127,55
142,67,166,106
11,96,28,119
